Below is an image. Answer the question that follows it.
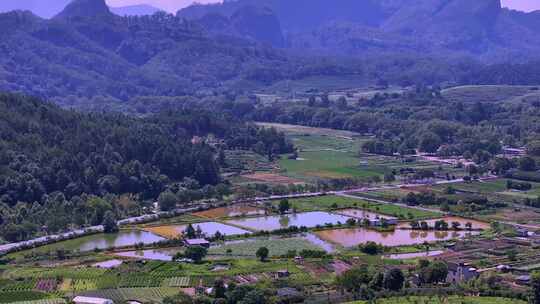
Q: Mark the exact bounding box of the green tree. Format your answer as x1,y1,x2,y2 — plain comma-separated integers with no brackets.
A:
240,289,268,304
184,224,196,239
359,241,383,255
214,279,226,298
419,132,442,153
383,268,405,291
184,246,207,263
425,261,448,284
278,199,290,214
102,210,118,233
256,247,269,262
336,265,372,299
519,157,537,171
527,141,540,157
531,271,540,304
159,191,177,211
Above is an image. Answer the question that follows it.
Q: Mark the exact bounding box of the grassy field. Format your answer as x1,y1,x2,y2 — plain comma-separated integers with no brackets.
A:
432,179,540,200
276,195,439,220
347,296,526,304
209,237,323,257
256,122,383,181
441,85,539,103
0,291,53,303
280,150,383,180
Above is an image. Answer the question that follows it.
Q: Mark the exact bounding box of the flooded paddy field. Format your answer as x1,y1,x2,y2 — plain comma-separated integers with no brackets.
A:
145,222,251,239
114,248,183,261
225,211,352,231
316,227,479,248
335,209,397,221
16,230,166,254
398,216,490,230
193,205,266,218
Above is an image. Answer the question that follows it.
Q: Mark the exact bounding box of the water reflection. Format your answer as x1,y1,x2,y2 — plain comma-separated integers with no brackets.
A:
226,211,352,231
316,227,478,247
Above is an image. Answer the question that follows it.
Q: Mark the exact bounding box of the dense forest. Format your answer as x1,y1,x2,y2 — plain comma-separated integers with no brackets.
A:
0,93,292,242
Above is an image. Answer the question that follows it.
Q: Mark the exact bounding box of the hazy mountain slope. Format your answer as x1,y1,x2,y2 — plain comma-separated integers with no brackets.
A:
178,0,387,31
0,0,295,103
110,4,161,16
0,0,161,18
0,0,70,18
179,0,540,61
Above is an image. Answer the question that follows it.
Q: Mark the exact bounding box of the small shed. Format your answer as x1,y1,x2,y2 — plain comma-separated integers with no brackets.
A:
276,270,290,278
73,296,114,304
516,275,531,286
185,238,210,248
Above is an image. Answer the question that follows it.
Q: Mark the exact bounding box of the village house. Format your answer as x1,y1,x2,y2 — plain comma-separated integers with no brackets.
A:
184,238,210,248
446,262,478,283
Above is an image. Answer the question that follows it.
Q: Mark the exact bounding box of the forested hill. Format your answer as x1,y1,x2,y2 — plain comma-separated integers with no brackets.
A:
179,0,540,61
0,0,539,111
0,93,292,242
0,0,294,105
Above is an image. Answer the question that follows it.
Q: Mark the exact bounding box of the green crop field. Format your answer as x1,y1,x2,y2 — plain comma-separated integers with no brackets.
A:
280,148,382,181
347,296,525,304
209,237,324,257
78,287,179,303
0,291,52,303
8,300,66,304
163,277,190,287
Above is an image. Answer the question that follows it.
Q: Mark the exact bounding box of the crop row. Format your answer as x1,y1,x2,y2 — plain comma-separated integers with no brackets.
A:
163,277,190,287
79,287,179,303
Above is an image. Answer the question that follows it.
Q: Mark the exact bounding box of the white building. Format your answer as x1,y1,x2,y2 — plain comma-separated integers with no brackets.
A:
73,296,114,304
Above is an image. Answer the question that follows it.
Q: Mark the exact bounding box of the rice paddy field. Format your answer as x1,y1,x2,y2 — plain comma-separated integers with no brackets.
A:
145,222,251,239
8,230,166,257
316,227,479,248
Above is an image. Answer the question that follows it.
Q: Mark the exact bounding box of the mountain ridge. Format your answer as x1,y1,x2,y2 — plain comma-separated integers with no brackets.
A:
178,0,540,60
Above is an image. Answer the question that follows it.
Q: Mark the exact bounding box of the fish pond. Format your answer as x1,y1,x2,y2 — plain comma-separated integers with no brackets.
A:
335,209,397,220
19,230,165,254
398,216,490,230
316,228,479,247
225,211,352,231
114,248,183,261
193,205,266,218
145,222,251,239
